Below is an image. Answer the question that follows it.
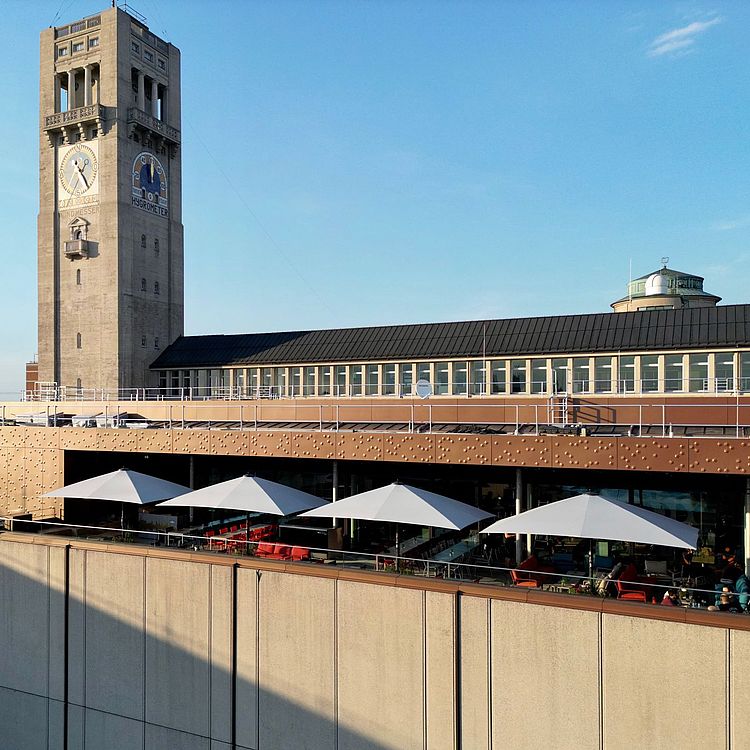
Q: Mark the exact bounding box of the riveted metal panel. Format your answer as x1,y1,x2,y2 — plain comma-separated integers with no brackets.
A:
136,430,173,454
491,436,551,467
209,431,249,456
0,427,27,448
23,428,59,450
59,427,99,451
336,433,383,461
552,437,618,470
248,431,291,457
95,429,138,452
435,435,491,465
291,432,336,460
383,434,435,463
172,429,211,454
618,439,688,472
688,439,750,475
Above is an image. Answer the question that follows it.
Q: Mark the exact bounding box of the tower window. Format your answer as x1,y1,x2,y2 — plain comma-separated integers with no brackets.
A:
76,333,82,349
132,41,140,54
140,234,146,248
144,50,154,63
154,238,159,255
141,336,146,347
57,46,68,57
76,269,81,285
154,337,160,349
154,281,160,295
141,278,147,291
89,37,99,48
72,41,84,53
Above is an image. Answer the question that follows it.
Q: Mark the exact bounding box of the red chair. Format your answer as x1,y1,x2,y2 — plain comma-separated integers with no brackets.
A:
267,544,293,560
256,542,276,557
290,546,310,562
220,527,229,535
615,579,647,602
511,569,539,588
230,525,239,533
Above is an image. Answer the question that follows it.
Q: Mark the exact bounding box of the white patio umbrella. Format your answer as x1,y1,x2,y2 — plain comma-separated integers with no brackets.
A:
157,474,325,516
299,482,494,556
481,492,698,575
43,468,192,527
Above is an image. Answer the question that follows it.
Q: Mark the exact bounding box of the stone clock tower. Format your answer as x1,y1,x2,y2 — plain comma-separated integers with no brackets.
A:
38,6,183,394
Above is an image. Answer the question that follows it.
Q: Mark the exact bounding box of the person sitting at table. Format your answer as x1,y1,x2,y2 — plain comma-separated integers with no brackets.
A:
734,570,750,611
661,589,679,606
718,592,743,613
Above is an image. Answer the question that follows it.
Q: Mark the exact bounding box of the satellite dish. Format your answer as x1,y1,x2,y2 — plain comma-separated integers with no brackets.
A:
415,379,432,399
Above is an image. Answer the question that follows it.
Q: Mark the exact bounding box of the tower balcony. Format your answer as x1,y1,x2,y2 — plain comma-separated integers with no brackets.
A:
127,107,180,153
63,239,89,260
43,104,103,144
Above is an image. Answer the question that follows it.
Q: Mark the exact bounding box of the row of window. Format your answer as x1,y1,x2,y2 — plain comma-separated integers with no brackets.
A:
141,235,160,254
140,279,160,294
78,334,160,350
131,40,166,70
157,351,750,398
57,36,99,58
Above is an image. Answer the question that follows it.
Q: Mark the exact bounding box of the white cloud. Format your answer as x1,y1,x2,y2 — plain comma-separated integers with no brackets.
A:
647,17,722,57
712,214,750,231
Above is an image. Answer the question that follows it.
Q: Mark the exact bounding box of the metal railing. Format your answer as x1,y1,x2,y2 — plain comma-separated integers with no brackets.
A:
0,518,742,615
5,399,750,438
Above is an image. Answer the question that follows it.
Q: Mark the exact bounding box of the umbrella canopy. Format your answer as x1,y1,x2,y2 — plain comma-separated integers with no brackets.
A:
156,475,325,516
42,468,191,505
299,482,493,530
481,493,697,549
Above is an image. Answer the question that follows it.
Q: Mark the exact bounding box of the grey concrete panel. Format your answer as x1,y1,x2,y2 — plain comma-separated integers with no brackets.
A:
66,703,84,750
235,568,259,750
210,565,233,743
0,686,49,750
258,571,336,750
83,550,146,719
68,549,88,707
730,629,750,748
48,697,65,750
0,541,51,696
145,557,211,736
337,580,425,750
47,546,67,703
144,723,210,750
458,595,490,750
425,591,455,750
491,600,600,750
602,614,726,749
84,707,145,750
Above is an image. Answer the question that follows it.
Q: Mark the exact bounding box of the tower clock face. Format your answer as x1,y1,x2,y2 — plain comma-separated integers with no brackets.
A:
131,152,169,217
58,143,99,200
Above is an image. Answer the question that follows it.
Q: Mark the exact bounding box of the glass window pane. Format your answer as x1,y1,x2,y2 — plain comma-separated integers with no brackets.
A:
510,360,526,393
641,355,659,392
740,353,750,392
349,365,362,396
664,354,683,392
594,357,612,393
552,358,568,394
318,366,331,396
469,360,486,395
618,356,634,393
714,354,734,392
365,364,379,396
491,360,506,394
274,367,286,396
530,359,546,394
453,362,467,395
383,364,396,395
435,362,449,395
335,366,346,396
290,367,301,397
417,363,430,383
399,363,414,396
304,366,315,396
689,354,709,392
572,358,590,393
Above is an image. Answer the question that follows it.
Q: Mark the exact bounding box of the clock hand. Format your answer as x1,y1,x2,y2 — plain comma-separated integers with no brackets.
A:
74,159,89,190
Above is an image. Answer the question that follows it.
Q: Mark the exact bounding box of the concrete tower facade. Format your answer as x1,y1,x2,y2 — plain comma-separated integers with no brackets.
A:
38,7,183,394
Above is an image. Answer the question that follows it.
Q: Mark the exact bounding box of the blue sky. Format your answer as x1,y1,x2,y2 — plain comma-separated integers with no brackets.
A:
0,0,748,392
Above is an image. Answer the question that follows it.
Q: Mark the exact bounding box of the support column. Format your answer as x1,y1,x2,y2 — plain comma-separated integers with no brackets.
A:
526,483,533,556
515,468,523,563
67,69,75,110
151,79,159,118
744,478,750,576
54,75,62,113
137,70,145,111
83,65,92,106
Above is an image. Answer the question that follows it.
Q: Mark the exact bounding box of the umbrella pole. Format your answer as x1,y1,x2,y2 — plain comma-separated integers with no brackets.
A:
121,502,125,532
396,526,400,573
588,540,593,580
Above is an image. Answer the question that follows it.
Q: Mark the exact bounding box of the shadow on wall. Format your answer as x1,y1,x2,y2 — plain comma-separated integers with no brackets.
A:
0,539,400,750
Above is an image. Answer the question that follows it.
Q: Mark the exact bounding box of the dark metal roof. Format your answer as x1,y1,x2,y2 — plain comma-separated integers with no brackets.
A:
150,304,750,369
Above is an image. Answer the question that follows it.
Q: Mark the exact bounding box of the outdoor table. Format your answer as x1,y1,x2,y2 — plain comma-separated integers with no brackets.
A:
432,538,479,562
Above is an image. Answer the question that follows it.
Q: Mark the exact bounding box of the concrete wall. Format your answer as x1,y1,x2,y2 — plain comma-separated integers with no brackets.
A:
1,534,749,749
